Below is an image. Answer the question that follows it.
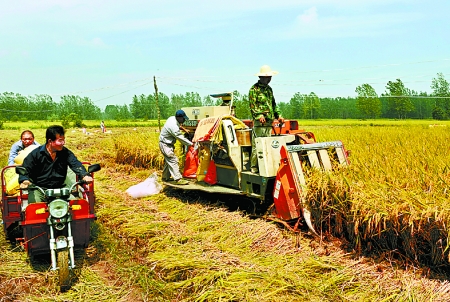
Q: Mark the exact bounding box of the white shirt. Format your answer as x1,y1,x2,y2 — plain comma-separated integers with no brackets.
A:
159,116,192,146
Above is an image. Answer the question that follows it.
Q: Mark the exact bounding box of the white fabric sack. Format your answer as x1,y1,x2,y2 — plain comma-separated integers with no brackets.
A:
126,172,163,198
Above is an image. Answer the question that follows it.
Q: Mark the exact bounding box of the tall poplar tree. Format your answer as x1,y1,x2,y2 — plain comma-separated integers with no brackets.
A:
355,84,381,118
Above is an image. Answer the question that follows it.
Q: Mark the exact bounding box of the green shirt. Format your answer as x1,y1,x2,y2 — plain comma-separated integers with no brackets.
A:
248,81,282,121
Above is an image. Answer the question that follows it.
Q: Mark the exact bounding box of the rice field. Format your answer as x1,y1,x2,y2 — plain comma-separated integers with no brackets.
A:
113,121,450,269
305,124,450,268
2,120,450,301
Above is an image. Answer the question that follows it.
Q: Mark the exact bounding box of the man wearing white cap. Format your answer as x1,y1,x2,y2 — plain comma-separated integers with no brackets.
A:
159,109,193,185
249,65,284,174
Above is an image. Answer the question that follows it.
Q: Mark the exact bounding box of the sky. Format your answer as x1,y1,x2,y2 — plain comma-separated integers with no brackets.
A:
1,0,449,110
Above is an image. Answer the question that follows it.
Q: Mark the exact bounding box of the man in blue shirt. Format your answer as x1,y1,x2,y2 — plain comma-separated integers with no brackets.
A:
8,130,40,166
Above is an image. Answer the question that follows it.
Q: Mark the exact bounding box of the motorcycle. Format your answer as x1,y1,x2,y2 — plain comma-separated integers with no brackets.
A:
11,163,101,291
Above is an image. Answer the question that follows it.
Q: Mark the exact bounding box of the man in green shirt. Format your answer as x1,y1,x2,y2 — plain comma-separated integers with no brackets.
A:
248,65,284,174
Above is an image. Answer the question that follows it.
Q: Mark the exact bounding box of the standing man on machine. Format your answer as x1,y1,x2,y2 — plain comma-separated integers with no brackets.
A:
248,65,284,174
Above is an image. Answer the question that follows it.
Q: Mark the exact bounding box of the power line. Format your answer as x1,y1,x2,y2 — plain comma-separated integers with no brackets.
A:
0,108,53,113
1,58,449,103
91,81,153,103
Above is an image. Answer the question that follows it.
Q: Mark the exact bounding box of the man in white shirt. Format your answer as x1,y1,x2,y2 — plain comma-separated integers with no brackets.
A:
159,110,193,185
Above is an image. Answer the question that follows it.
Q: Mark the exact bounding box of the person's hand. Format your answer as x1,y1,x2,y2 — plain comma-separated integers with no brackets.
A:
82,175,93,183
259,116,266,124
20,180,31,189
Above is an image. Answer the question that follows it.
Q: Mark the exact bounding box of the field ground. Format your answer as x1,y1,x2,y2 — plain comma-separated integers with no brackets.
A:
1,120,450,301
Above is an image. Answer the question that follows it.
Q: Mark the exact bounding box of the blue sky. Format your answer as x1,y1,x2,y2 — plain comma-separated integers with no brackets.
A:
1,0,449,110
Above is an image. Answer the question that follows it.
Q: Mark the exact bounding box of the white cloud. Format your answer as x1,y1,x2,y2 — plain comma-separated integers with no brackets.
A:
90,37,107,48
0,49,8,57
279,8,424,39
298,7,318,24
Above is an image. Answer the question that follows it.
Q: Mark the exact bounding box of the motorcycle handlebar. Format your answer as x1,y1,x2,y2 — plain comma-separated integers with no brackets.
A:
22,179,88,199
70,180,87,192
24,184,46,196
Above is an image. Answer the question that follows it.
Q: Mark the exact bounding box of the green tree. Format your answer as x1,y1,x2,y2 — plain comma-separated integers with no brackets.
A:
58,95,101,120
170,93,185,111
431,72,450,119
278,101,290,119
116,104,132,121
233,92,251,120
302,92,321,119
202,95,215,106
409,91,433,119
0,92,31,121
183,92,202,107
104,105,119,120
158,92,172,119
383,79,414,119
130,94,153,119
287,93,303,119
61,113,84,128
355,84,381,118
30,94,56,120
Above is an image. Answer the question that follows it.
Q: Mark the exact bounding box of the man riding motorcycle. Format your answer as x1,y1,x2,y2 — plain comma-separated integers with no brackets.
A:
18,125,93,203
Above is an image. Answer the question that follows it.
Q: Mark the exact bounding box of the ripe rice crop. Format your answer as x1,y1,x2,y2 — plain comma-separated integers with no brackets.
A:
113,129,183,170
114,123,450,269
306,124,450,268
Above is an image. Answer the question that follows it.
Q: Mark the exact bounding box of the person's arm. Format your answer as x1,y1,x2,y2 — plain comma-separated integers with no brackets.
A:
179,125,190,134
8,142,20,166
175,130,193,146
167,123,193,146
66,149,91,182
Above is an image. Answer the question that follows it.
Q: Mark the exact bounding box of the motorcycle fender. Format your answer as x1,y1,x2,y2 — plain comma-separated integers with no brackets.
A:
55,236,68,250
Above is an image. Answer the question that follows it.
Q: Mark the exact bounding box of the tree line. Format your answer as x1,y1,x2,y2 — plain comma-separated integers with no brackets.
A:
1,73,449,124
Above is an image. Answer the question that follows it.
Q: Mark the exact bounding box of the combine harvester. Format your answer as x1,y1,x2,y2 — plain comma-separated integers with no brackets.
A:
164,93,350,235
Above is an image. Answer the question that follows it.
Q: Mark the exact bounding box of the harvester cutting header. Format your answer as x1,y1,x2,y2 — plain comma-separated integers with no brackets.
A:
164,92,350,234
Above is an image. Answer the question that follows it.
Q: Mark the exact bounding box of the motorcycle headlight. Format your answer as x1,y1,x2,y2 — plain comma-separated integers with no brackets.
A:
48,200,69,218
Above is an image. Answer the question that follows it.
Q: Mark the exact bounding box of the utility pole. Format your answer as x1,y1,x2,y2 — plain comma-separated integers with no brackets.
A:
154,76,161,132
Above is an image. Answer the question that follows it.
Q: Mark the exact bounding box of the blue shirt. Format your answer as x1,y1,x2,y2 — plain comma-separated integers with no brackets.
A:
8,140,40,166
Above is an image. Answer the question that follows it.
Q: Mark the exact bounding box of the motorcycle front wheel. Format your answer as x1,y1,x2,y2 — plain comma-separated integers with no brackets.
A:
57,249,70,291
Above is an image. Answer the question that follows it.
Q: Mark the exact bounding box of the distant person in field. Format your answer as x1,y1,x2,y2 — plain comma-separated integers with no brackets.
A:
159,110,193,185
248,65,284,174
8,130,40,166
18,125,93,203
100,121,106,133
